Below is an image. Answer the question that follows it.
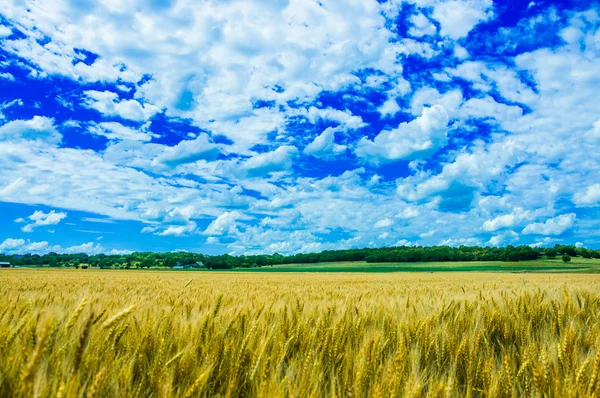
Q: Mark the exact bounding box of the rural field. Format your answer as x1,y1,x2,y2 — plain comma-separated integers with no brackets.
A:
2,270,600,397
234,257,600,273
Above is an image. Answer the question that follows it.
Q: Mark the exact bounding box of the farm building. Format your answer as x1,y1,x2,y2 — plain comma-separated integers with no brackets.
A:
0,262,11,268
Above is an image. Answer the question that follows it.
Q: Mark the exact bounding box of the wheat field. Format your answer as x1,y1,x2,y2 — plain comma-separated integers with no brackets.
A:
2,270,600,397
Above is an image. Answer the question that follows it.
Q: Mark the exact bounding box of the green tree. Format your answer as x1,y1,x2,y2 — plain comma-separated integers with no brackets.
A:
164,257,177,268
562,254,571,263
545,248,557,258
141,257,153,269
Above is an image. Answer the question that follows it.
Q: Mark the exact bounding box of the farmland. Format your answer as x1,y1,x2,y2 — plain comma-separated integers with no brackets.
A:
2,269,600,397
231,257,600,273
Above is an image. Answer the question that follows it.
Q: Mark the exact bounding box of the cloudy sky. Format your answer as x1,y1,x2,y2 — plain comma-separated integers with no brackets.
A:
0,0,599,255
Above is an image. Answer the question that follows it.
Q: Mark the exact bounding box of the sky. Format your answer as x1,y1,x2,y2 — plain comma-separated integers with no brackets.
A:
0,0,599,256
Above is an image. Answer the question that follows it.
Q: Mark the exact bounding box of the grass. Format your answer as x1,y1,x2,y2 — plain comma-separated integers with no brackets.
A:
16,257,600,273
231,257,600,273
3,269,600,396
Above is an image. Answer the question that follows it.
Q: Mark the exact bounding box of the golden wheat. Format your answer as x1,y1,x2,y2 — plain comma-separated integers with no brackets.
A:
2,270,600,397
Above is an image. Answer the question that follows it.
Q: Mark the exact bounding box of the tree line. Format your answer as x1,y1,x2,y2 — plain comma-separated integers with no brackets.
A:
0,244,598,269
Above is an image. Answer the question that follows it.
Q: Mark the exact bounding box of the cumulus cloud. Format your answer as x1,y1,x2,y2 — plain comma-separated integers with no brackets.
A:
0,238,26,252
482,208,530,232
0,25,12,38
0,237,105,255
428,0,494,39
22,210,67,232
242,146,299,177
83,91,158,122
152,135,221,168
409,12,437,37
396,207,420,219
90,122,156,142
0,116,61,144
394,239,414,247
374,218,393,228
439,237,481,247
377,98,401,117
303,127,346,159
356,105,450,164
488,231,519,246
522,213,576,236
410,87,463,118
574,184,600,207
204,211,243,236
157,222,197,236
459,96,523,121
305,107,366,129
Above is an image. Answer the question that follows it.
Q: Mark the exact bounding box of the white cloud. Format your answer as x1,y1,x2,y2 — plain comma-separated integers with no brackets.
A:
419,230,435,238
396,206,420,219
305,107,366,129
429,0,494,40
241,146,299,177
0,25,12,38
0,116,61,144
90,122,156,142
444,61,537,105
83,91,158,122
459,96,523,122
488,230,519,246
574,183,600,207
152,135,221,168
356,105,449,164
22,210,67,232
439,237,481,247
157,222,197,236
0,237,105,255
529,237,558,248
378,98,401,117
374,218,393,229
482,208,530,231
204,211,242,236
110,249,134,255
1,0,400,151
0,238,26,252
522,213,576,236
409,12,437,37
393,239,413,247
410,87,463,118
303,127,346,159
454,45,469,59
62,242,105,254
0,72,15,81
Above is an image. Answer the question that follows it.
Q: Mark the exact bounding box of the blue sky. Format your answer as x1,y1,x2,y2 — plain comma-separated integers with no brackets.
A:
1,0,599,255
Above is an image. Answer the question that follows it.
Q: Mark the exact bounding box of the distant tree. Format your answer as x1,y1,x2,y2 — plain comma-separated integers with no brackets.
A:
556,245,577,257
99,258,113,269
47,256,59,267
545,248,557,259
141,257,153,269
164,257,177,268
562,254,571,263
506,251,520,262
581,250,592,259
